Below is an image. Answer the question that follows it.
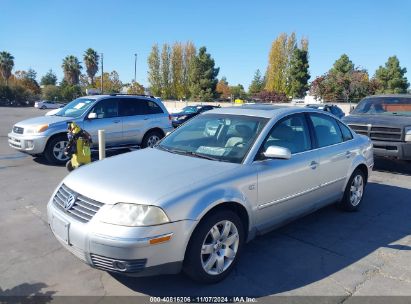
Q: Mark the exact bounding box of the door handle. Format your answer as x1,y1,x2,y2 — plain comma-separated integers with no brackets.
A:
309,161,319,170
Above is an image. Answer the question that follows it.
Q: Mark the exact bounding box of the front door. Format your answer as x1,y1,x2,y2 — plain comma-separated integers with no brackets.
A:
253,113,320,231
83,98,123,147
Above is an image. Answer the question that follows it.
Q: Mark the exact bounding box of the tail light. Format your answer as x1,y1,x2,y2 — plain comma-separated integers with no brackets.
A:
168,115,172,121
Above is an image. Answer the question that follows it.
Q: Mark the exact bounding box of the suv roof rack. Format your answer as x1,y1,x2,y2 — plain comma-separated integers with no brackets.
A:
108,93,156,99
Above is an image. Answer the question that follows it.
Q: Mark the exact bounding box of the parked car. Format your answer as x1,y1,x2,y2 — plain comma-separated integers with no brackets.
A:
47,105,373,283
8,94,173,164
35,100,65,109
306,104,345,119
171,105,220,128
343,95,411,161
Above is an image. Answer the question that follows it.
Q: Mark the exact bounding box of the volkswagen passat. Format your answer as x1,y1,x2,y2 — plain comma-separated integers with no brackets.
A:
47,105,373,283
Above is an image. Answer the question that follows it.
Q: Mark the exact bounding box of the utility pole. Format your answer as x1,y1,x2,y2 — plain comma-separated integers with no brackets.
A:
100,53,104,94
134,53,137,83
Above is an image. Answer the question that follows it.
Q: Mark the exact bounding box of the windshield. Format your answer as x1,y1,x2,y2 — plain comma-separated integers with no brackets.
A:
158,114,268,163
55,98,96,118
180,106,198,114
353,97,411,116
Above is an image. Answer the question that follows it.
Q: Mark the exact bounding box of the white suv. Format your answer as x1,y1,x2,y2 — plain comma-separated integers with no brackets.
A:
8,94,173,164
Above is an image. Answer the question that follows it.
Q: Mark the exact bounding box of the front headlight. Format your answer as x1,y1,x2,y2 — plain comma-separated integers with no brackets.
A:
25,124,49,134
100,203,170,227
405,126,411,142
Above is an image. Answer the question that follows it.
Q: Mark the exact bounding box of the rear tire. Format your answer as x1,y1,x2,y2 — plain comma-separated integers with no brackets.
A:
338,169,366,211
141,130,163,148
183,209,244,283
44,135,69,165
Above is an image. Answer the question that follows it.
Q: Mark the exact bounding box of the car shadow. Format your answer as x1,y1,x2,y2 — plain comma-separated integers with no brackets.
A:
373,157,411,176
0,282,55,303
110,182,411,297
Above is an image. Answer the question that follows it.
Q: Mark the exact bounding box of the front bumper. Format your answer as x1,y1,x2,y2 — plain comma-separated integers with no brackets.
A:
372,140,411,160
47,199,197,277
8,132,48,155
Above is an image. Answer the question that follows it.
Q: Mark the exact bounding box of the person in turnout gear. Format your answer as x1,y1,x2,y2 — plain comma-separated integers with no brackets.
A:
64,122,92,171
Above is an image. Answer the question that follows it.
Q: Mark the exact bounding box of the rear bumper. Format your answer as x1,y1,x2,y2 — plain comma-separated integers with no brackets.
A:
372,140,411,160
8,132,48,155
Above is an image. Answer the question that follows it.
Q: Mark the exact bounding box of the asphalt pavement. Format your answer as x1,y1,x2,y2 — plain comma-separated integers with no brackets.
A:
1,107,411,302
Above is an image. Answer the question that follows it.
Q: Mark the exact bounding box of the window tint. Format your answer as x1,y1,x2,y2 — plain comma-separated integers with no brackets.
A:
262,114,312,154
145,100,163,114
338,121,353,141
119,98,140,116
90,99,118,118
309,113,343,147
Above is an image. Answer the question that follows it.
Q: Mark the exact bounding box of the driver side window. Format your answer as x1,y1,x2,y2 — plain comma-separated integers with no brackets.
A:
261,114,312,155
90,99,119,119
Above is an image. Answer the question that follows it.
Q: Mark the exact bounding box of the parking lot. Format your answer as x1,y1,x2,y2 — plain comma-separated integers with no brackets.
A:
1,107,411,301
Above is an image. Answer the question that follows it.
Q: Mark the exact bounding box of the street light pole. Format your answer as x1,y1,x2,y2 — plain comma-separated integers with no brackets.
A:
134,53,137,83
100,53,104,94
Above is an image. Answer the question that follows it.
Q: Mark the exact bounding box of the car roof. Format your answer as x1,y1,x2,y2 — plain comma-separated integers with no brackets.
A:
364,94,411,99
205,104,323,119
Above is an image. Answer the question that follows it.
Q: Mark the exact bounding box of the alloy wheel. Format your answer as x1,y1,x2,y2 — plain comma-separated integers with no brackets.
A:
350,174,364,206
200,220,239,275
52,141,69,161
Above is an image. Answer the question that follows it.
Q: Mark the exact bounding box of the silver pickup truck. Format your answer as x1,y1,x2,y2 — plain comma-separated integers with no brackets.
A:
8,94,173,164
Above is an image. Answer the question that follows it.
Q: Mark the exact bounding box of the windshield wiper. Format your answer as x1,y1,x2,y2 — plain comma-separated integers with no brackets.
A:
157,146,221,161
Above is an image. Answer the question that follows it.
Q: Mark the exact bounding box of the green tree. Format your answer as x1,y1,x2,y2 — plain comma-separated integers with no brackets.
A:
189,46,219,101
171,42,184,99
0,51,14,85
147,44,162,97
288,48,310,98
183,41,196,99
40,69,57,86
230,84,247,100
331,54,354,75
248,69,265,95
62,55,82,85
42,85,62,101
83,48,99,86
160,44,172,99
94,71,123,93
374,56,409,93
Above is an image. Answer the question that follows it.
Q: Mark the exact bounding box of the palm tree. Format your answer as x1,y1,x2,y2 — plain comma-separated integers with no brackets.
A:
62,55,82,85
0,51,15,85
83,48,99,86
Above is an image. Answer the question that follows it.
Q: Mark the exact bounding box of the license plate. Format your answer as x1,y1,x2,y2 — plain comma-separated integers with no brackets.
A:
52,215,70,245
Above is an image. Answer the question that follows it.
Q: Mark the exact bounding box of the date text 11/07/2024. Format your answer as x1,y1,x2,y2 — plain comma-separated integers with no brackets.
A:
149,296,258,303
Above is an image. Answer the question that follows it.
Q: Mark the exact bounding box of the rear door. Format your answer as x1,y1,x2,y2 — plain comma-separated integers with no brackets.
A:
83,98,123,146
120,98,147,145
307,113,353,205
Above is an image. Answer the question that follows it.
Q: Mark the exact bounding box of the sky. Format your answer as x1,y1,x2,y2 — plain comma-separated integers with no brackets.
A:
1,0,410,89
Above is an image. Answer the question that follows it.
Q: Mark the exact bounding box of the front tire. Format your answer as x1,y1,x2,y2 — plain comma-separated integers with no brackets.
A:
183,209,244,283
339,169,366,211
44,135,69,165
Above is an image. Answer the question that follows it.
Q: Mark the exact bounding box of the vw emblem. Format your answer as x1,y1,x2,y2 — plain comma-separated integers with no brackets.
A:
64,194,76,210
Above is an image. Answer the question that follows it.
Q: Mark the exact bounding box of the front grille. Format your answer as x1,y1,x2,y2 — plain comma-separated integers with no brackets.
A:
90,254,147,273
348,124,403,141
53,184,104,223
13,126,24,134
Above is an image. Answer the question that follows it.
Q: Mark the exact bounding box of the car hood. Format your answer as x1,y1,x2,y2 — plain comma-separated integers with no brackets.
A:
63,148,238,207
343,114,411,128
15,115,72,128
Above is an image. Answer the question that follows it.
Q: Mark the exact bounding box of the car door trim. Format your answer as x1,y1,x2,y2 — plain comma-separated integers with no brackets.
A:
258,185,321,209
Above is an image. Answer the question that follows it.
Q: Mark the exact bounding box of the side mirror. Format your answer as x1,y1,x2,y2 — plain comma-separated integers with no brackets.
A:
88,112,97,119
263,146,291,160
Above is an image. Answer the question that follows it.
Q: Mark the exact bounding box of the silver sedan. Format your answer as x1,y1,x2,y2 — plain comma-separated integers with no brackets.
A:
47,105,373,283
